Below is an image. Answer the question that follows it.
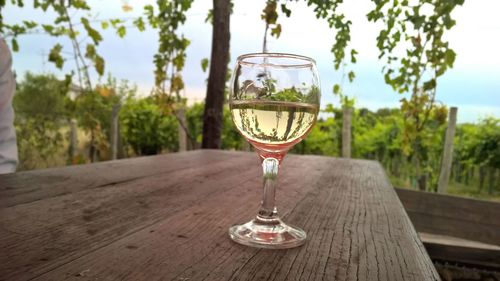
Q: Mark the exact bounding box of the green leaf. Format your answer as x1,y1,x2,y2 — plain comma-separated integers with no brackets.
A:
11,38,19,52
42,24,54,34
262,1,278,25
423,79,436,91
117,26,126,38
205,9,213,24
173,53,186,69
48,43,64,69
94,55,105,76
333,84,340,95
64,73,73,87
85,43,96,58
133,17,145,31
109,19,123,27
81,17,103,45
270,24,281,38
350,49,358,63
201,58,209,73
22,20,37,29
445,49,456,67
101,21,109,30
72,0,90,10
348,71,355,82
281,4,291,17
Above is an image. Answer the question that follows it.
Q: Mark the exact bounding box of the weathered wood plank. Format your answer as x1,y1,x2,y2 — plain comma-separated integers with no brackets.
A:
424,242,500,269
0,150,235,207
0,151,260,280
1,151,439,281
419,233,500,269
396,188,500,246
420,232,500,251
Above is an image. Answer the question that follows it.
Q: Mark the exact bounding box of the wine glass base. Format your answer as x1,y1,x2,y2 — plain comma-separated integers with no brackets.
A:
228,218,306,249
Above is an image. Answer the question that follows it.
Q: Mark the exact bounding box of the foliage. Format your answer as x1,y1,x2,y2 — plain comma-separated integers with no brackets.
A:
74,76,134,159
455,118,500,170
293,110,340,156
451,118,500,195
4,1,496,198
260,0,356,97
259,0,464,190
471,118,500,170
0,0,117,87
264,86,320,104
141,0,193,97
13,73,70,170
1,0,136,163
222,106,244,150
185,102,205,145
15,119,65,170
14,72,70,120
185,102,243,150
260,0,285,52
120,97,178,155
368,0,463,93
11,72,499,198
367,0,464,189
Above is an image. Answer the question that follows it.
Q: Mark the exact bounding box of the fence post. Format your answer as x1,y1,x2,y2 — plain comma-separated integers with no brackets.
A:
342,107,352,158
438,107,458,193
242,140,251,151
110,103,121,160
177,107,188,152
69,118,78,161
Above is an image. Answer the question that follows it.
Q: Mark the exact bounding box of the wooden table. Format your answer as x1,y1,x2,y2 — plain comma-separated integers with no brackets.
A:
0,150,439,281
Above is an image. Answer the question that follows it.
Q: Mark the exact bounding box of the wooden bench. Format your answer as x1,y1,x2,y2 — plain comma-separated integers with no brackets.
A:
396,188,500,269
0,150,439,280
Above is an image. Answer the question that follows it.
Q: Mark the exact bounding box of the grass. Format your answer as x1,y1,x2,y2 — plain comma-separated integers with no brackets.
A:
390,175,500,202
447,180,500,202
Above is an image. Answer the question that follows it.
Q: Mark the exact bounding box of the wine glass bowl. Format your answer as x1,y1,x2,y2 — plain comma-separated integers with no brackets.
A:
228,53,320,249
230,53,320,161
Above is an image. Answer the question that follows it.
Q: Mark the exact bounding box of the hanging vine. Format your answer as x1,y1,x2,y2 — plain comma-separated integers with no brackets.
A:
260,0,357,105
368,0,464,190
139,0,196,146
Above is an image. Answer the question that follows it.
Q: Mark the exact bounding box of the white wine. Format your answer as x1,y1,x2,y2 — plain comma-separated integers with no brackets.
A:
230,100,319,151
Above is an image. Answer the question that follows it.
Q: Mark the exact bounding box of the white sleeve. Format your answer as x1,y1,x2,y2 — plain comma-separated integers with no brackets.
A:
0,38,18,173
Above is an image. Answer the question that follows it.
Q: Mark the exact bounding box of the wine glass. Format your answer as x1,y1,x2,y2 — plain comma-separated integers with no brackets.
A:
228,53,321,249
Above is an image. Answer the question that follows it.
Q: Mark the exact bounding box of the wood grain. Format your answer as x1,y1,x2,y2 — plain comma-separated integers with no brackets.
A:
0,150,439,281
396,188,500,246
420,233,500,269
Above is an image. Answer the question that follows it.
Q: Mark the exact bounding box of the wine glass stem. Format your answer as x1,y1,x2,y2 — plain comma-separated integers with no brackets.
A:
257,157,279,221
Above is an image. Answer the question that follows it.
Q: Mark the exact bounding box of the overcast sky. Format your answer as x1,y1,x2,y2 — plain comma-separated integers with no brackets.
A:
4,0,500,123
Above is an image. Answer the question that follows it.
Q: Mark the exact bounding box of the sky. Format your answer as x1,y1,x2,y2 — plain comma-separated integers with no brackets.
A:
4,0,500,123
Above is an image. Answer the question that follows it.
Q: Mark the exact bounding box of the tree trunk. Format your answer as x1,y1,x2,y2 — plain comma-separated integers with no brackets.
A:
341,107,352,158
201,0,230,149
437,107,457,193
